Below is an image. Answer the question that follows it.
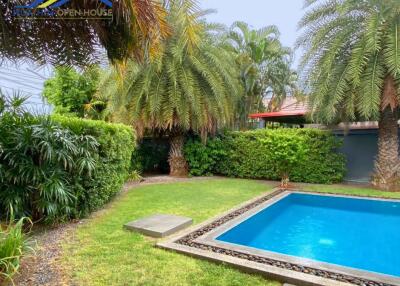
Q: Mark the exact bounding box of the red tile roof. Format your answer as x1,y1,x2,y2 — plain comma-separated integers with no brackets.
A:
249,97,308,119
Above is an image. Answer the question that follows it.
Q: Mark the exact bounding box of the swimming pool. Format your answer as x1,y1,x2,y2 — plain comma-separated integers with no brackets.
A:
217,193,400,278
159,190,400,285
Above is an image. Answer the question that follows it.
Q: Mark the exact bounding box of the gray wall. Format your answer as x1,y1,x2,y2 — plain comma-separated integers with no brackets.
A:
334,129,379,183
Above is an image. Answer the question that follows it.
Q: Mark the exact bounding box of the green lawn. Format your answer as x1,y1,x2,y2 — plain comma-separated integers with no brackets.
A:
299,183,400,199
62,179,280,286
62,179,400,286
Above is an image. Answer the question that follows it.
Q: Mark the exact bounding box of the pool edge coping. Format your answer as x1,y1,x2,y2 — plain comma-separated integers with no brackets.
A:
157,188,400,286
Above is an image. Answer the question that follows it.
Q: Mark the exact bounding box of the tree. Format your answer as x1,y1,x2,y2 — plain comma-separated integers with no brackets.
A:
105,1,242,176
298,0,400,190
43,65,107,119
226,21,297,129
0,0,173,65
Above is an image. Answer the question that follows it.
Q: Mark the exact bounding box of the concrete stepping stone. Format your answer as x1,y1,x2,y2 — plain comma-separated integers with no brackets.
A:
124,214,193,238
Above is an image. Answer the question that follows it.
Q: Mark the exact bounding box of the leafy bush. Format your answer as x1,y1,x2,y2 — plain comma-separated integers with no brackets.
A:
185,129,346,184
0,96,97,221
0,95,134,222
184,138,226,176
0,214,32,283
53,115,135,216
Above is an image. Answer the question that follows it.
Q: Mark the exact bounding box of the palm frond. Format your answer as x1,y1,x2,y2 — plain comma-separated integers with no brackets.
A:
298,0,400,123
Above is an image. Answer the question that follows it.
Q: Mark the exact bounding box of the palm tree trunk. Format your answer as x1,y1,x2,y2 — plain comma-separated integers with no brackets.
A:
168,130,188,177
373,76,399,191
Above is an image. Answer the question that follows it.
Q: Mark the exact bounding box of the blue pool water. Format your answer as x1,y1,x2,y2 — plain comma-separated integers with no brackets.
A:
217,193,400,277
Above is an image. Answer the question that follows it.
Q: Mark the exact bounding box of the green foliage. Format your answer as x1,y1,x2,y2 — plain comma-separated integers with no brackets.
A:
185,129,346,184
43,65,106,119
0,94,134,222
105,2,242,137
297,0,400,122
225,21,297,128
127,170,143,182
184,138,226,176
0,95,98,222
52,115,135,216
0,213,32,284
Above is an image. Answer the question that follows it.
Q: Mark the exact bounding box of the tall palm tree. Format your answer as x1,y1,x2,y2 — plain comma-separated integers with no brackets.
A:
105,1,242,176
0,0,198,65
298,0,400,190
226,21,296,128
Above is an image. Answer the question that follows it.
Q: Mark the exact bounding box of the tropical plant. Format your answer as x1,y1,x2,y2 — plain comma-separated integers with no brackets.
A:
105,1,242,176
0,210,32,284
0,0,172,65
43,65,107,119
298,0,400,190
226,21,297,129
0,94,98,221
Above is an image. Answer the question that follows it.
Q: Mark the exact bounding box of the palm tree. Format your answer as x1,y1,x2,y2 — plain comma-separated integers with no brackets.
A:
226,21,296,128
0,0,191,65
105,2,242,176
298,0,400,190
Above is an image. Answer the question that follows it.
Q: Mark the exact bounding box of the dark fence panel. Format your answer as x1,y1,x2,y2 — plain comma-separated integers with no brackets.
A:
334,129,379,183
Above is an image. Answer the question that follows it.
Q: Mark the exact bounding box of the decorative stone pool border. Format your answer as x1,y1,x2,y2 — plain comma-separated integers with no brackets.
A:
157,189,400,286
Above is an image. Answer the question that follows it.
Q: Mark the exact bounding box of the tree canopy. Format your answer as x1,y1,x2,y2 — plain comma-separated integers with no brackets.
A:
298,0,400,123
0,0,172,65
101,1,241,176
43,65,106,119
225,21,297,128
105,3,242,138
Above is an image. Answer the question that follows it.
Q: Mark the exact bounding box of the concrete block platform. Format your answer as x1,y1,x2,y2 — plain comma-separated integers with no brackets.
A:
124,214,193,238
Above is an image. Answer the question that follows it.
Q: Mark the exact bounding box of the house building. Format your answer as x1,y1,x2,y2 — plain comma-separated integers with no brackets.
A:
250,97,384,183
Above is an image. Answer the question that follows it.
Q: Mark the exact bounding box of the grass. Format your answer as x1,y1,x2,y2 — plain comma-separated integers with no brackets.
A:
61,178,400,286
62,179,280,286
300,183,400,199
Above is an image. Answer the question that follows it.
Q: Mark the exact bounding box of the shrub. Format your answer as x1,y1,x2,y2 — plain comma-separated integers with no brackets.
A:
185,129,346,184
53,115,135,216
0,96,97,221
0,95,135,222
184,137,226,176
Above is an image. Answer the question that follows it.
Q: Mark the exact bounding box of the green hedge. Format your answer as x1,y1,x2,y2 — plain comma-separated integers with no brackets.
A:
53,115,135,216
184,129,346,184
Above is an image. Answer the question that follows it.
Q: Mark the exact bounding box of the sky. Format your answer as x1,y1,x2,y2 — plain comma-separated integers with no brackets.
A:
0,1,305,110
200,0,304,65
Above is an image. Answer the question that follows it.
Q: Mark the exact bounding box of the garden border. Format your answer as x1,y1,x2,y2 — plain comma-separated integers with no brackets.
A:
157,188,400,286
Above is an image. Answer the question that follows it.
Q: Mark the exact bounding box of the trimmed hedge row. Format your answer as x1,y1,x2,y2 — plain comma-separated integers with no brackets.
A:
53,115,135,217
184,129,346,184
